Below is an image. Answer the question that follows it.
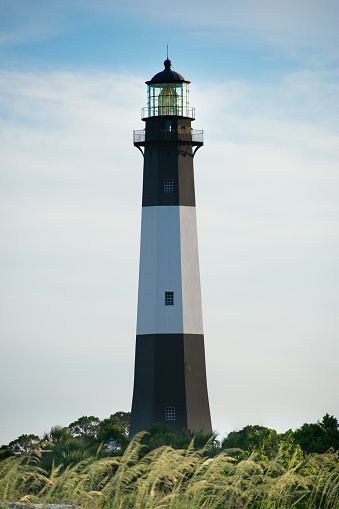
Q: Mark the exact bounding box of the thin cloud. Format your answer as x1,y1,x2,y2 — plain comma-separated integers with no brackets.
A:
1,0,338,57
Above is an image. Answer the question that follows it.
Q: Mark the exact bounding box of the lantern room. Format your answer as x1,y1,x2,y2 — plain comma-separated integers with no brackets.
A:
142,59,195,119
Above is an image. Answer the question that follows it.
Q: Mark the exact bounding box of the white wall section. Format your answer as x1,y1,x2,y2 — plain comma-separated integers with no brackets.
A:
136,206,203,335
180,206,204,334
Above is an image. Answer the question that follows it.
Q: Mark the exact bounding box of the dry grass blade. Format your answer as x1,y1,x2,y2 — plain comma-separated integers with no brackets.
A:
1,436,338,508
0,454,49,503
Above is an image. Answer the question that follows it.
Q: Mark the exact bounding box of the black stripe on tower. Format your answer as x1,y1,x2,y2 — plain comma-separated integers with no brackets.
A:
129,333,212,436
142,116,196,207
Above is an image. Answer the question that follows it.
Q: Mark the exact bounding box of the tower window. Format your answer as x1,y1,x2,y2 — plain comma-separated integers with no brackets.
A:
165,291,174,305
166,407,175,421
165,120,172,132
164,179,173,192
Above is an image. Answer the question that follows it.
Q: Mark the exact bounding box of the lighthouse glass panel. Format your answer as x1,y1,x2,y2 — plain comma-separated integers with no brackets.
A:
147,83,189,117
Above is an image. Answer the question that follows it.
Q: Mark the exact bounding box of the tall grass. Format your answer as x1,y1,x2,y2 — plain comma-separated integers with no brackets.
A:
0,432,338,508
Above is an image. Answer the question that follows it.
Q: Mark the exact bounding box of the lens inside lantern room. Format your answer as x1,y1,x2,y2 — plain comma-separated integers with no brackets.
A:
147,83,189,117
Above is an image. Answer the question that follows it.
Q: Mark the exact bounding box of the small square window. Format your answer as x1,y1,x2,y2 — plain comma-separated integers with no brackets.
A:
165,120,172,132
164,179,173,192
165,291,174,305
166,407,175,421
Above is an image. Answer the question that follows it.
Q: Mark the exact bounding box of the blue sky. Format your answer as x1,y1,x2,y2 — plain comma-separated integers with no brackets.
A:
1,0,339,445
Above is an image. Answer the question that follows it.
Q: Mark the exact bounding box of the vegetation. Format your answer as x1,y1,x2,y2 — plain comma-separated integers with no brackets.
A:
0,413,338,508
293,413,339,454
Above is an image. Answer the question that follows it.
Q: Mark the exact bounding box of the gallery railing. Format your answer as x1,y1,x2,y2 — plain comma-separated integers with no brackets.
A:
133,129,203,145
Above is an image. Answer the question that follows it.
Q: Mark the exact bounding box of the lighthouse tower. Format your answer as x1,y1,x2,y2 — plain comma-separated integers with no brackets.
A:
130,60,212,436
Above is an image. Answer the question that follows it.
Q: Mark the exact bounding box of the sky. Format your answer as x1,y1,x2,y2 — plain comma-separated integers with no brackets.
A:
0,0,339,446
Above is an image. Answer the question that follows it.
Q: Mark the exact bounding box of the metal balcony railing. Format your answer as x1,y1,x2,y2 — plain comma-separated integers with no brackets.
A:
141,106,195,120
133,130,146,144
133,129,203,145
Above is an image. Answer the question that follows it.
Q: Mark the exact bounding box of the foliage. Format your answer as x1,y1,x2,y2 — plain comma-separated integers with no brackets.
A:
0,413,131,475
0,433,338,508
221,425,303,465
46,425,73,444
110,411,131,436
2,411,339,507
68,415,100,437
7,434,41,455
293,413,339,454
0,445,14,461
96,415,129,451
38,436,100,473
141,423,218,454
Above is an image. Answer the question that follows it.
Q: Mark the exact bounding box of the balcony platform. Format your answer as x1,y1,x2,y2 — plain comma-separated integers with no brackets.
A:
133,129,203,147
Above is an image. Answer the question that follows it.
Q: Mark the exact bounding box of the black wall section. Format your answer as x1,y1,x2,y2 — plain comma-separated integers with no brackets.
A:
130,334,212,436
142,117,196,207
184,334,212,432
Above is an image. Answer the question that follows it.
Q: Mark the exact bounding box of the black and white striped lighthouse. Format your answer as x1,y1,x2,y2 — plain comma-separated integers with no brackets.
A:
130,60,212,436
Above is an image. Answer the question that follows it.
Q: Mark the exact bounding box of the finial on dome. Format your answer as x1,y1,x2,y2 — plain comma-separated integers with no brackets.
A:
164,59,172,70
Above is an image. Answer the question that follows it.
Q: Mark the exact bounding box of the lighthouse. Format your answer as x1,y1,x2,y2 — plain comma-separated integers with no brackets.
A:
130,60,212,436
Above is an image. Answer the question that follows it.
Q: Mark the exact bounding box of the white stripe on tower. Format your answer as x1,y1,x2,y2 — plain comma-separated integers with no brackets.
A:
136,205,203,336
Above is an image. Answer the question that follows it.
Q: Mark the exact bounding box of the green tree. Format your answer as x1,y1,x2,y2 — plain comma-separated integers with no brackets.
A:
8,434,41,454
0,444,14,460
222,425,276,455
68,415,100,438
141,423,176,450
293,413,339,454
48,425,73,444
97,416,129,451
110,411,131,436
221,425,302,462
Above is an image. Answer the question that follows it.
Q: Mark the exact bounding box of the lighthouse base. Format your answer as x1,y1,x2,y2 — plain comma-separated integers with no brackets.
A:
129,334,212,437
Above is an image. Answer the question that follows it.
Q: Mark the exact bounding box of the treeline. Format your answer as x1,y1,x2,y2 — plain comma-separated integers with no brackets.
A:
0,413,339,508
0,412,131,469
1,412,339,471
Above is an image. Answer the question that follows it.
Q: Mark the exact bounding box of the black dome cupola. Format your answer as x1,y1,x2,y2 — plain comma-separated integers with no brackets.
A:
146,59,189,84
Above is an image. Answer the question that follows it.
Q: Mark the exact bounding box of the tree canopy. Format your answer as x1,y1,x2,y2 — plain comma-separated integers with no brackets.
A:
1,412,339,474
293,413,339,454
68,415,100,437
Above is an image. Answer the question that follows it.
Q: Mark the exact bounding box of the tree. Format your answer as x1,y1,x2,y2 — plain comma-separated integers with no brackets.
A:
110,411,131,436
97,417,129,451
0,444,14,460
141,423,177,450
48,425,73,444
221,425,302,462
68,416,100,438
293,413,339,454
222,425,277,454
8,434,41,454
